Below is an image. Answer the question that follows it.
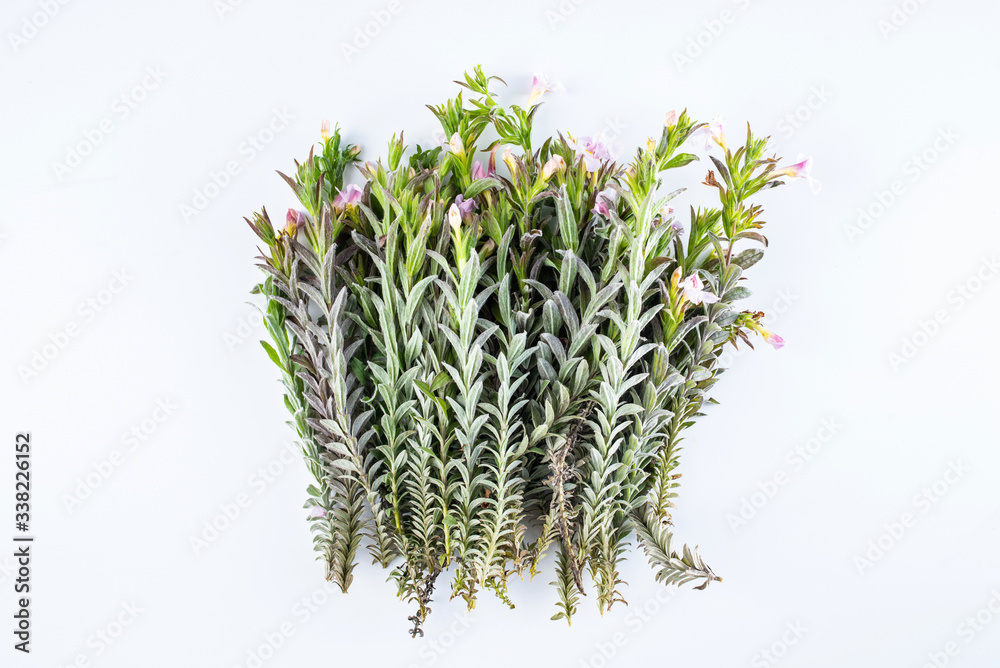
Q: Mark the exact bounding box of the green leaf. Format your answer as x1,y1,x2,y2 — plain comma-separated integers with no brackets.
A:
723,287,752,301
732,248,764,270
662,152,699,170
555,184,579,253
464,177,504,199
259,341,284,370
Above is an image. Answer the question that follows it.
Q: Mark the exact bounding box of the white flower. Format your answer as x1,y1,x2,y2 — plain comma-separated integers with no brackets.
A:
680,273,720,305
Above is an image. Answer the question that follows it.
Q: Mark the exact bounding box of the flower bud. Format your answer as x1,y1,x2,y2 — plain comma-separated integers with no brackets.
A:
488,144,499,174
671,266,683,288
591,187,616,218
283,209,305,237
541,155,566,180
664,110,678,129
454,195,477,221
448,203,462,233
502,147,518,173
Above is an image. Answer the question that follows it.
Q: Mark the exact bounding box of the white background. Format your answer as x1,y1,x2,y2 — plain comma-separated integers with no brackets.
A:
3,0,1000,666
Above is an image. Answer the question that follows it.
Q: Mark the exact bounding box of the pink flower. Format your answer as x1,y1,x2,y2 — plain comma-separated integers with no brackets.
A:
320,120,330,141
308,506,327,519
333,184,363,210
773,154,818,193
527,72,549,106
763,330,785,349
568,135,612,172
664,110,678,129
471,160,487,180
591,188,616,218
775,155,813,180
679,273,720,305
696,114,726,151
747,320,785,349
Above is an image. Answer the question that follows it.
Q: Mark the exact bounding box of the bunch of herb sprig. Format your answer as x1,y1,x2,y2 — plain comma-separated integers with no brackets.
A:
245,67,807,635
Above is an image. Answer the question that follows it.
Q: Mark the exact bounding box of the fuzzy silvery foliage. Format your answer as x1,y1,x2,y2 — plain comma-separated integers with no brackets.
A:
244,68,805,635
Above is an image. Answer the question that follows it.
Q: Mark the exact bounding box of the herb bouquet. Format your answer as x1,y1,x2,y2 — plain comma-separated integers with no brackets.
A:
244,68,806,635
